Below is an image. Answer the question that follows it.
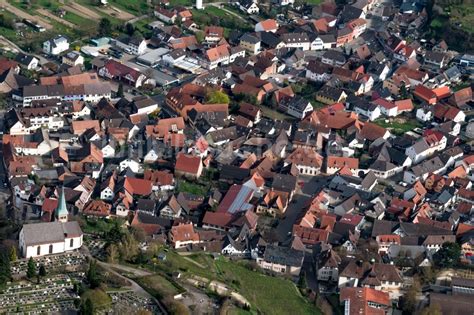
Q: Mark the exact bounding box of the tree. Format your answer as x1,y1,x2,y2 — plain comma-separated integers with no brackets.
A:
9,246,17,262
420,303,442,315
105,219,125,243
106,244,119,264
86,260,100,289
0,14,14,30
98,18,112,37
27,257,36,279
298,271,307,290
131,226,147,243
125,23,135,36
234,93,258,105
38,264,46,277
433,242,461,268
118,233,139,262
117,83,124,98
80,298,94,315
401,280,420,314
206,90,230,104
0,247,11,286
399,83,410,99
132,30,144,41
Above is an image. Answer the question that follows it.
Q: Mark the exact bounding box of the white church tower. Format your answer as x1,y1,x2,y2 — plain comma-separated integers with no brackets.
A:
196,0,203,10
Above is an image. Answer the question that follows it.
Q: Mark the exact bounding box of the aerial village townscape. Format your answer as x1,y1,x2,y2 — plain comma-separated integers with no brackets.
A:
0,0,473,314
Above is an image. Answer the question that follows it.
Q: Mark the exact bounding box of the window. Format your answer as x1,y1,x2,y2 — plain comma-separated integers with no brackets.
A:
49,244,53,254
70,239,74,247
37,246,41,255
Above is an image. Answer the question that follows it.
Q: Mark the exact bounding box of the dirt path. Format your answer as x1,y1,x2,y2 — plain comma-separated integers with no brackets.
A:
0,0,53,29
181,256,206,269
97,261,168,314
37,8,75,28
64,2,101,20
207,3,247,22
97,5,135,20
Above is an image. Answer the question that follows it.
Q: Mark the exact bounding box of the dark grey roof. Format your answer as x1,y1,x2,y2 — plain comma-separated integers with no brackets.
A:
281,32,309,44
21,221,82,247
322,50,346,63
258,31,282,48
371,220,398,237
240,33,260,44
340,5,363,23
452,277,474,288
399,222,452,237
263,244,304,267
15,53,37,66
272,174,297,193
220,165,251,183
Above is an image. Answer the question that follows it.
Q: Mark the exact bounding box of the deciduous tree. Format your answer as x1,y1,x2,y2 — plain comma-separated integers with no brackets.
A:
98,18,112,37
433,242,461,268
206,90,230,104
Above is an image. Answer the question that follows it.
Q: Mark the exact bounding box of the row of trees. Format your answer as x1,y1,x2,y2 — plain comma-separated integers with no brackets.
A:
97,18,145,40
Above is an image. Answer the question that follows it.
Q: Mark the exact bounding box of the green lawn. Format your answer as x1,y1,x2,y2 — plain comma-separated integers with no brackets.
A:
448,4,474,34
177,180,209,197
81,288,112,309
109,0,150,15
259,105,294,121
152,251,218,279
148,252,319,315
80,217,124,235
63,10,94,27
134,275,181,299
215,259,319,315
191,6,252,35
373,117,421,135
169,0,194,6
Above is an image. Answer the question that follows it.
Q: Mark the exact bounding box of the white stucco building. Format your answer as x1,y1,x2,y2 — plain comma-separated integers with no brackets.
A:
43,35,69,55
19,221,83,258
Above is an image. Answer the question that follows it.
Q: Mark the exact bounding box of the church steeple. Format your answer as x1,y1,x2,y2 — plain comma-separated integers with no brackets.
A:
55,186,68,223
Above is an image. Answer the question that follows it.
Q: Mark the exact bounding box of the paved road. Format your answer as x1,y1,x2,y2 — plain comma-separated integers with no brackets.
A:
274,194,311,242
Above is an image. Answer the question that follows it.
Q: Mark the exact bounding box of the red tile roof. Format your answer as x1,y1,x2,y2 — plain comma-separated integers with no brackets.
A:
340,287,390,315
144,169,174,186
175,153,202,175
257,19,278,31
42,198,58,213
414,84,437,104
293,225,329,245
124,177,153,196
170,222,199,243
373,98,396,109
83,200,111,217
394,99,414,112
103,59,142,82
432,86,451,99
359,122,387,141
327,156,359,170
